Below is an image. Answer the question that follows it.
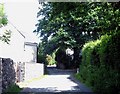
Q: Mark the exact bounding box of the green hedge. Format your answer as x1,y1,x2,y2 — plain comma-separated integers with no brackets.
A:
77,31,120,94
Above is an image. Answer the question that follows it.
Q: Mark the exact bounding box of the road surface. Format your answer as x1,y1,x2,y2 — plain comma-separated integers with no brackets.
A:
20,65,93,94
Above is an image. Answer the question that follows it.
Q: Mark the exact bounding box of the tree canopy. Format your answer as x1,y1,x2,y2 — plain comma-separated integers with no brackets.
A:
0,4,10,44
0,4,7,26
35,2,120,67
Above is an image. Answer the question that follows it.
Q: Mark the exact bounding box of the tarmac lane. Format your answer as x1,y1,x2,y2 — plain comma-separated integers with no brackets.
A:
20,66,93,94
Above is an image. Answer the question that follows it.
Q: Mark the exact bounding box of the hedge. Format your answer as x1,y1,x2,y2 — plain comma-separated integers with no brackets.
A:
77,31,120,94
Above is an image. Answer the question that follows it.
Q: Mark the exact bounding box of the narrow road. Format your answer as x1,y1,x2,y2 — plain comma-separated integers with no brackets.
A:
20,65,93,94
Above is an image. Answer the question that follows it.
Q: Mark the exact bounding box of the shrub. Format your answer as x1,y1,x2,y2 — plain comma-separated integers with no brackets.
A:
37,54,46,63
46,54,56,65
77,31,120,94
5,84,22,93
82,40,101,65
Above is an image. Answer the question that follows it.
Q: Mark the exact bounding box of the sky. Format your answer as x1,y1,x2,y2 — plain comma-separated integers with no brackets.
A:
0,0,40,43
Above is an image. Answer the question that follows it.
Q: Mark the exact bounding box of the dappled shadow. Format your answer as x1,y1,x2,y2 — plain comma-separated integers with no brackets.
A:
47,66,77,75
19,66,93,94
67,75,93,93
21,87,58,92
20,87,93,94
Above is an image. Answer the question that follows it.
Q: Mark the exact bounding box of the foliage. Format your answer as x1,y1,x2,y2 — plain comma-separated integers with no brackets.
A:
37,42,56,65
77,31,120,94
0,4,7,26
37,43,46,63
46,54,56,65
101,32,120,69
76,65,119,94
35,2,120,92
0,30,11,44
5,84,22,94
37,53,46,63
82,40,101,65
0,4,10,44
35,2,120,68
55,48,67,68
55,48,73,69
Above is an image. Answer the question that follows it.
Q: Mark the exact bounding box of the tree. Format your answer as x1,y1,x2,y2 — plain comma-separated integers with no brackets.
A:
0,4,7,26
34,2,120,68
0,4,10,44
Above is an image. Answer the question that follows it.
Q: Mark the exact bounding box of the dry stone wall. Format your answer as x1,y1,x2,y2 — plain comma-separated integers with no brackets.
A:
2,58,16,89
16,62,25,82
0,57,44,93
0,58,2,94
0,58,16,92
0,58,25,93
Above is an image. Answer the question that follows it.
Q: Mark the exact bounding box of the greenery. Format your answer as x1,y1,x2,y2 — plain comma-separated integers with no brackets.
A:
0,30,11,44
0,4,8,26
37,43,46,63
55,48,74,69
46,54,56,65
0,3,10,44
5,84,22,94
35,2,120,68
76,31,120,94
35,2,120,93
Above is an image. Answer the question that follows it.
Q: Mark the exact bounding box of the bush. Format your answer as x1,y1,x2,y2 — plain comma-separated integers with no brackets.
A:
37,54,46,63
5,84,22,94
82,40,101,65
77,31,120,94
46,54,56,65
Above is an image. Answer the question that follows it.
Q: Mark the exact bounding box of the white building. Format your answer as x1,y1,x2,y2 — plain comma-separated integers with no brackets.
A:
24,42,37,63
0,23,38,63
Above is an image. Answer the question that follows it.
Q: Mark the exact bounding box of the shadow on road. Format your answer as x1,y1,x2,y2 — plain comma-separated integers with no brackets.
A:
47,65,77,75
19,65,93,94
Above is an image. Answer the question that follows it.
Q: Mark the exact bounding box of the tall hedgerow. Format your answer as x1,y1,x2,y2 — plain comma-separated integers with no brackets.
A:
76,31,120,94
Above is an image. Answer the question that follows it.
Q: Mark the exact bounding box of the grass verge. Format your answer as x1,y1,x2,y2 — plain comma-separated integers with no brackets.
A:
5,84,22,94
17,75,47,88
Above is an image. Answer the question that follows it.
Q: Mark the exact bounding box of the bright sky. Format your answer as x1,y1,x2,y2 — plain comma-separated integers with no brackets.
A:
0,0,40,43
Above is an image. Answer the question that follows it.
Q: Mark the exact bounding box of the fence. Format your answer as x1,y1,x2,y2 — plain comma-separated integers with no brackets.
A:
0,57,44,93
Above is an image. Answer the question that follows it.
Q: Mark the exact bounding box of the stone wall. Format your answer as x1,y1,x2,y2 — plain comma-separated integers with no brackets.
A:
0,58,16,92
0,58,26,93
0,58,2,94
15,62,25,83
0,57,44,93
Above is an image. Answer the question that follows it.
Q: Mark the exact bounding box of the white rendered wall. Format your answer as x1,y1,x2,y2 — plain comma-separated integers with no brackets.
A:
24,62,44,81
24,44,37,63
0,24,25,62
